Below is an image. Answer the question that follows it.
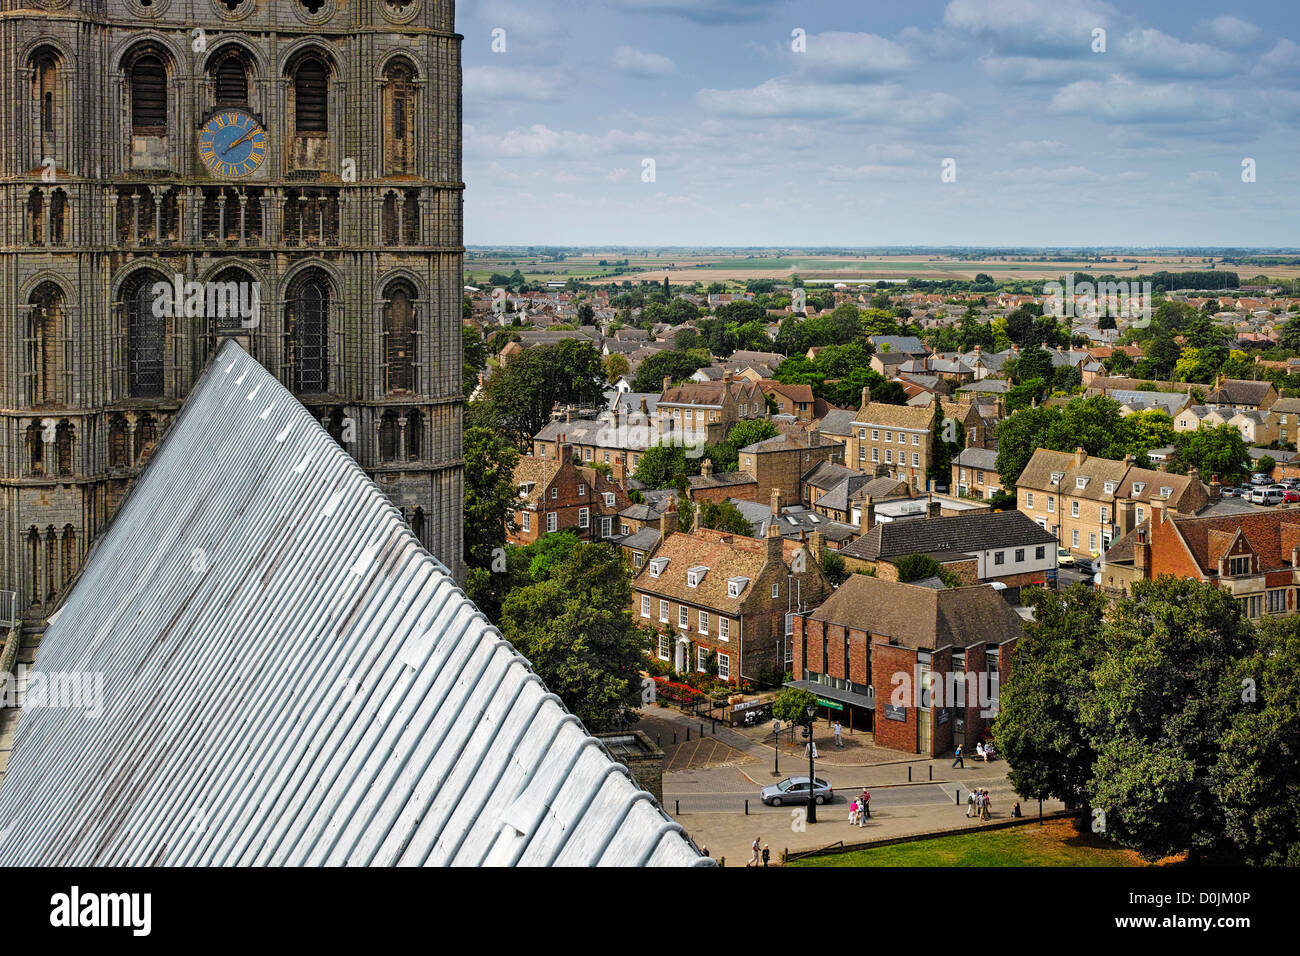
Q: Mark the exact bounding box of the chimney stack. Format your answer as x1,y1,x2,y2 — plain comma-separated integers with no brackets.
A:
860,494,875,534
860,386,871,408
701,458,714,478
1134,526,1151,577
809,530,824,562
765,493,783,561
660,501,679,538
770,488,782,516
1074,446,1087,467
809,428,821,447
662,376,671,393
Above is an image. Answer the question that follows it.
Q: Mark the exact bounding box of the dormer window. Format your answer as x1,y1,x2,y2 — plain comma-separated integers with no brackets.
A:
1050,472,1064,485
649,557,669,578
1075,476,1089,489
604,492,615,507
1133,482,1146,495
727,576,749,598
1103,481,1115,494
1228,555,1251,576
551,487,558,499
687,566,708,588
578,484,586,496
1160,486,1173,498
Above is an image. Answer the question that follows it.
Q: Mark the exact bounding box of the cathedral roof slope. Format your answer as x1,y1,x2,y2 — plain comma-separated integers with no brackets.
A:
0,341,706,868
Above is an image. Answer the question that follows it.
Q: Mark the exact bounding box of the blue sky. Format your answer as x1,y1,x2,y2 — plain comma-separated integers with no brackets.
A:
459,0,1300,247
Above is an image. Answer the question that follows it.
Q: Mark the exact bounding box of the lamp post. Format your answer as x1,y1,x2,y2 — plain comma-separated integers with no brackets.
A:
805,703,818,823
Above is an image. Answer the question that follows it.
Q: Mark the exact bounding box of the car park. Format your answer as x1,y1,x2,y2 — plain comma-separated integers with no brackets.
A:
1221,487,1238,498
760,776,834,807
1282,478,1300,490
1252,473,1272,485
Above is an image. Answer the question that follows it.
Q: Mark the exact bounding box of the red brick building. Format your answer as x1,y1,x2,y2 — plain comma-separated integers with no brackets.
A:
630,504,832,681
791,575,1022,755
508,444,632,546
1102,500,1300,619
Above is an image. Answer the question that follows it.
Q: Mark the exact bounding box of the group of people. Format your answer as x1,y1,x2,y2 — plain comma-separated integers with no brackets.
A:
974,740,997,761
847,789,871,826
966,787,993,821
748,837,771,867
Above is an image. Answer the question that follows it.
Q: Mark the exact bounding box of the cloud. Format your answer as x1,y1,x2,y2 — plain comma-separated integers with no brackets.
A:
464,66,564,102
1256,39,1300,76
1051,76,1235,124
1201,16,1265,50
697,78,959,125
604,0,785,24
792,32,913,80
1111,28,1238,78
942,0,1120,56
613,46,677,77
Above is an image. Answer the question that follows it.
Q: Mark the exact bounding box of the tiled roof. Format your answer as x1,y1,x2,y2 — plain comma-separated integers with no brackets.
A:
841,509,1057,562
1206,379,1275,406
1016,448,1129,500
852,401,934,430
815,408,858,436
514,455,563,505
0,341,706,868
1167,510,1300,575
954,447,999,471
1116,467,1208,512
802,460,860,491
807,575,1024,650
688,470,758,491
633,532,778,613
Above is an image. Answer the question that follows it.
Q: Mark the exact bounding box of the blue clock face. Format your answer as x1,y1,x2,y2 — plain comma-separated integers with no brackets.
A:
197,110,267,178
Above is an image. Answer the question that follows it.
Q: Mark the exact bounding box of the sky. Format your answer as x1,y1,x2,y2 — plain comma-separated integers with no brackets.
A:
458,0,1300,248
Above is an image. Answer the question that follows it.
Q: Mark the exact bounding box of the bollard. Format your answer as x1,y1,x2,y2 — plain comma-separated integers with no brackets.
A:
675,799,679,815
929,765,933,781
687,728,691,741
656,735,661,747
908,766,912,782
745,799,749,815
700,723,704,736
955,787,961,805
720,856,726,867
673,732,677,745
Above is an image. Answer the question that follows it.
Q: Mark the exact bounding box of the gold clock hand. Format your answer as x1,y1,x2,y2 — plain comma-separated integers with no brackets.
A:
227,128,259,150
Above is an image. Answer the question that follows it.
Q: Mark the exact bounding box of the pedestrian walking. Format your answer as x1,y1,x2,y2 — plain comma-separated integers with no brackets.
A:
966,789,976,818
748,836,761,866
833,720,844,748
952,745,964,768
860,789,870,822
982,791,993,821
761,845,770,867
848,799,859,826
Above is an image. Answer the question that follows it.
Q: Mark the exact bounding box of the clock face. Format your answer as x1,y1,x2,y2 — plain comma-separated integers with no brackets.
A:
197,110,267,178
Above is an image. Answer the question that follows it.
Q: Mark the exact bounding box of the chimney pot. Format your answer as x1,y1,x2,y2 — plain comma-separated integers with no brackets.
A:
663,376,671,392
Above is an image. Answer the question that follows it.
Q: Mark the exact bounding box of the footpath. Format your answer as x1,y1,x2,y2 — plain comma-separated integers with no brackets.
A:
638,704,1067,866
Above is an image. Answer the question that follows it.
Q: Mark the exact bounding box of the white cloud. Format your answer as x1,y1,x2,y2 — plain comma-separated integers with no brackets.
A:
613,46,677,77
1255,39,1300,76
1112,28,1238,78
793,32,913,79
604,0,785,24
1051,76,1235,123
942,0,1120,56
464,66,563,102
697,78,959,125
1202,16,1264,50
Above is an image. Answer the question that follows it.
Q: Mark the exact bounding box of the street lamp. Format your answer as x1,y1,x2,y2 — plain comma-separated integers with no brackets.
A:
805,703,818,823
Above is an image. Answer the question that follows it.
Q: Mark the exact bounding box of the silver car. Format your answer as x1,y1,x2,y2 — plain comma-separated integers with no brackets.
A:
760,776,834,807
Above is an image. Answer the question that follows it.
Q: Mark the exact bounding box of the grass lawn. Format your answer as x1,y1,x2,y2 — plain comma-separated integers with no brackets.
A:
788,819,1169,867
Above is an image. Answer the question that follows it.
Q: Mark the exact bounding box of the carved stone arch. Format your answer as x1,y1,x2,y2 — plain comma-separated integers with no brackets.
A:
119,268,171,398
202,39,268,112
283,265,340,395
380,276,421,394
118,37,182,137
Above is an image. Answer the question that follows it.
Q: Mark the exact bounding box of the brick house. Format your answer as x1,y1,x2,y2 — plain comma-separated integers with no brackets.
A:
1101,503,1300,620
508,444,632,546
759,380,817,419
952,447,1003,500
1017,447,1209,556
1204,376,1278,415
657,376,767,448
838,509,1058,595
687,458,759,504
737,428,845,505
846,391,935,491
631,501,832,680
790,575,1022,755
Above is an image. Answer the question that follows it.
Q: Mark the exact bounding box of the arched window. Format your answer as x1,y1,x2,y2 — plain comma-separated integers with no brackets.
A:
26,422,44,474
124,272,167,397
381,192,399,245
45,527,57,603
293,57,328,133
403,190,420,244
32,48,60,155
26,189,44,245
27,282,67,406
383,61,416,175
26,529,40,605
61,526,76,589
50,189,68,245
287,272,330,393
382,281,417,392
130,53,168,132
379,411,400,462
406,409,424,460
109,415,129,468
55,420,74,475
213,51,249,106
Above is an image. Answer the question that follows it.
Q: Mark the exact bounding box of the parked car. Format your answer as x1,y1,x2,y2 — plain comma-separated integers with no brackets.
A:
760,776,834,807
1251,472,1272,485
1238,486,1255,498
1282,478,1300,490
1056,547,1076,567
1074,556,1096,575
1251,487,1285,505
1221,487,1239,498
1284,490,1300,504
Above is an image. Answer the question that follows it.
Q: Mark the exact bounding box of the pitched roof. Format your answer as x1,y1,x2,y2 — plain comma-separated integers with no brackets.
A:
815,407,859,436
1206,378,1275,407
807,575,1024,650
841,510,1057,562
954,447,999,471
1166,510,1300,575
1016,448,1129,500
852,401,934,430
801,460,860,491
0,341,706,868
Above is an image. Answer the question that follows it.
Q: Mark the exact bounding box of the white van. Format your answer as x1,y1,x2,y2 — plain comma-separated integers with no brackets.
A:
1251,486,1284,505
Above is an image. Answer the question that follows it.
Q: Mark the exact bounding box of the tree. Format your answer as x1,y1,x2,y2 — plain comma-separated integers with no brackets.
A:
928,402,964,485
603,352,630,383
727,418,779,452
1172,424,1249,483
697,499,754,536
462,426,520,572
1278,316,1300,353
1212,614,1300,865
463,326,488,397
630,350,708,391
500,542,650,731
1012,345,1054,385
480,340,606,446
772,687,819,726
1081,577,1253,861
821,548,848,586
891,553,957,587
634,444,696,489
994,585,1106,811
576,302,595,324
1256,455,1277,474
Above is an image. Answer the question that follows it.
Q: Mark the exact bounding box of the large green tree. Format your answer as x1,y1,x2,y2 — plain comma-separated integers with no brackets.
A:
462,426,520,572
500,542,650,731
630,349,709,391
479,339,606,446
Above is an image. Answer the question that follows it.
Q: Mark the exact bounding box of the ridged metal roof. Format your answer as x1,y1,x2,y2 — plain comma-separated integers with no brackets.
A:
0,341,707,867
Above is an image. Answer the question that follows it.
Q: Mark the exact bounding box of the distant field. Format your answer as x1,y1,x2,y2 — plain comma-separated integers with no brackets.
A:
466,252,1300,286
787,818,1172,867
